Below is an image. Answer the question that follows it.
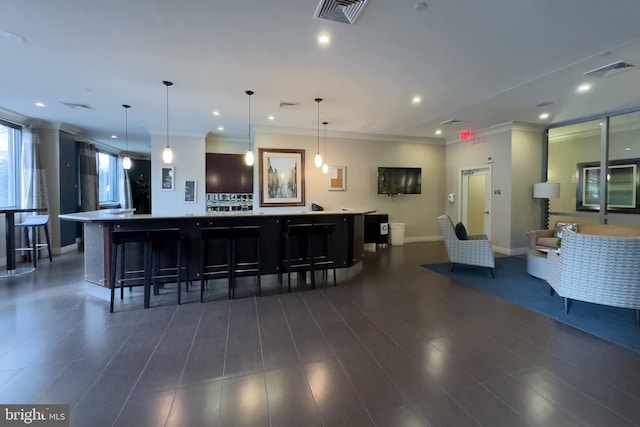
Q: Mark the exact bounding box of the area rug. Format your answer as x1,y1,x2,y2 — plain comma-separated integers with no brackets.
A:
423,257,640,353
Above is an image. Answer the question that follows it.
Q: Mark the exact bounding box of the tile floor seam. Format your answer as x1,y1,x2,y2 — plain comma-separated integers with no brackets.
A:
215,298,232,427
300,289,378,426
276,292,323,426
110,306,180,427
253,295,274,427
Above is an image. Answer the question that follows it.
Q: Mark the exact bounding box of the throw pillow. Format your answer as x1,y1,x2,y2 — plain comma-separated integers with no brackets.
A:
455,222,468,240
554,222,578,238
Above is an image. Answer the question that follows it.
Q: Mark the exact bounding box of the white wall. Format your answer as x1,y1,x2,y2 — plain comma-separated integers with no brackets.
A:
151,134,206,215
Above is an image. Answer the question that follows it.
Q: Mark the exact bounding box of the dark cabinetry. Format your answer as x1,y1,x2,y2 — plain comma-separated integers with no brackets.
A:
205,153,253,193
364,214,389,246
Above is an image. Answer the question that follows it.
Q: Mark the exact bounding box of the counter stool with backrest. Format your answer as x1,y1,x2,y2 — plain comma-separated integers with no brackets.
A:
281,223,314,292
110,229,149,313
311,223,337,287
147,228,186,308
15,214,52,268
231,225,262,298
200,226,233,302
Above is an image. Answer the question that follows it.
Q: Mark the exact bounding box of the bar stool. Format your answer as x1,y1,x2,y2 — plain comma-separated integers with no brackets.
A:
15,214,52,268
200,226,233,302
110,230,149,313
231,225,262,298
281,223,314,292
311,223,337,287
147,228,186,308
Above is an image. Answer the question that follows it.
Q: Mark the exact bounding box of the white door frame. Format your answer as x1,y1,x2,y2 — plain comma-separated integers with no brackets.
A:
459,165,492,238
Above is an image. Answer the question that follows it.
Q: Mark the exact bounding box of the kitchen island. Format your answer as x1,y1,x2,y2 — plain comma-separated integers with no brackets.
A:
59,209,368,287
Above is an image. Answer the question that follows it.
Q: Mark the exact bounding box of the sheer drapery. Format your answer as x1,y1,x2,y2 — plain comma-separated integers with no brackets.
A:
78,141,98,211
18,126,50,259
117,156,133,210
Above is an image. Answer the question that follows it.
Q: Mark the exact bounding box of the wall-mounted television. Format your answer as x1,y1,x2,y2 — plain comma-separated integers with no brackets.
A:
377,167,422,195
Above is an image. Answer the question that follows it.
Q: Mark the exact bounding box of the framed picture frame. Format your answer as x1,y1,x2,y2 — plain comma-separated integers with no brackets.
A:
259,148,305,207
328,166,347,191
184,179,196,203
161,167,174,191
576,158,640,213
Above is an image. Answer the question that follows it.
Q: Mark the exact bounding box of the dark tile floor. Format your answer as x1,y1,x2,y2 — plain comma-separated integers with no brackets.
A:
1,243,640,426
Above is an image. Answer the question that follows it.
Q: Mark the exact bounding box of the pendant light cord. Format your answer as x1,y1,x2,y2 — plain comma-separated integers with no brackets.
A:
315,98,322,153
246,90,254,150
163,81,173,148
323,121,327,159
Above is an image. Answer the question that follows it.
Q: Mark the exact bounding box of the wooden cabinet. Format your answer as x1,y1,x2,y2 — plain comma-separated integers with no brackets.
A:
206,153,253,193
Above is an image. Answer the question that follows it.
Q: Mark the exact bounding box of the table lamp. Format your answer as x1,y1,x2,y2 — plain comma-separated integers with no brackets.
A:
534,182,560,229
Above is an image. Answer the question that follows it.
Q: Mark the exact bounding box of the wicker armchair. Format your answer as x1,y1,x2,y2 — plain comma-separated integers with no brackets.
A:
547,229,640,326
437,215,495,277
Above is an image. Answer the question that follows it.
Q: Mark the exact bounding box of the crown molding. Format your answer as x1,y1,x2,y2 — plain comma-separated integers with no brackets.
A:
253,125,445,145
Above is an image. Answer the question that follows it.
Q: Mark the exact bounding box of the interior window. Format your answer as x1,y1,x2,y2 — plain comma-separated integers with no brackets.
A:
97,151,118,206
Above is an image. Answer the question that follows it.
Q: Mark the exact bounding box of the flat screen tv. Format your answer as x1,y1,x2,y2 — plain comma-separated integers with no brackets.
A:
377,167,422,195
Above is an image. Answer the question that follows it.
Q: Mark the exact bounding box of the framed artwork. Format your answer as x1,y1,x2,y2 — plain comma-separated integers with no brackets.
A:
161,167,174,191
576,158,640,213
184,180,196,203
259,148,305,207
328,166,347,191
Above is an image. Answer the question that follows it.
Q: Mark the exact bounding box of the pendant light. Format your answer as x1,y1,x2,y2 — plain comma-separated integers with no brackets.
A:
122,104,132,170
245,90,254,166
314,98,323,168
162,80,173,164
321,121,329,174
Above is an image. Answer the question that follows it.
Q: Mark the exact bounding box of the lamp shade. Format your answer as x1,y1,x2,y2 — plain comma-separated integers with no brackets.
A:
533,182,560,199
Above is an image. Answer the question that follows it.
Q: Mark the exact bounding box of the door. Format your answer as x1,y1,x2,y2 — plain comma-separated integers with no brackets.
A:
461,167,492,238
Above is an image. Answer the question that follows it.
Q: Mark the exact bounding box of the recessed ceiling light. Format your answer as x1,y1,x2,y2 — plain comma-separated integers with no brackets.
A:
0,30,25,43
268,115,275,121
412,96,422,104
435,129,442,135
35,102,45,107
625,147,631,151
577,83,592,93
217,126,224,131
539,112,550,120
212,110,220,116
318,34,330,45
111,135,117,139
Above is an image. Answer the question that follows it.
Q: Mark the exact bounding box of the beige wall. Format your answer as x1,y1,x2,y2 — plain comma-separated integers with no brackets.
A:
206,131,445,241
445,122,544,254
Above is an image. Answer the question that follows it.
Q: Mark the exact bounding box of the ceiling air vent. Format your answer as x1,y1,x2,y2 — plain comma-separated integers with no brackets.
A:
584,61,635,78
61,102,95,111
315,0,370,25
279,101,301,110
440,118,462,125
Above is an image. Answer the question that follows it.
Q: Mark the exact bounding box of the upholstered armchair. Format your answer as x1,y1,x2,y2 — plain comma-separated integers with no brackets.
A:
437,215,495,277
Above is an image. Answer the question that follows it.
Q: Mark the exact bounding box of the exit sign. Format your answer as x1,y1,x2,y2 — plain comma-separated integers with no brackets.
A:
459,130,472,141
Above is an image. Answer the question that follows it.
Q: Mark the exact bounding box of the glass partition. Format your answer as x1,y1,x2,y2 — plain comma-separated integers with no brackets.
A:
545,108,640,227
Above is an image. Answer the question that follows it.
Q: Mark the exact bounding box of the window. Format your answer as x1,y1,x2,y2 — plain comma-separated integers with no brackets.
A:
97,151,118,206
0,120,21,208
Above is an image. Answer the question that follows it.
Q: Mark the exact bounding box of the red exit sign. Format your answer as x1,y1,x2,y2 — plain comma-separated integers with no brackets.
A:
459,130,472,141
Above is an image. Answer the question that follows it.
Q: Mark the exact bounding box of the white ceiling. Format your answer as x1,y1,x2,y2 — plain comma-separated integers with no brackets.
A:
2,0,640,154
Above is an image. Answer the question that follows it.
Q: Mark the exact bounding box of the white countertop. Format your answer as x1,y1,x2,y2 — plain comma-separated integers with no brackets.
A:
59,208,375,222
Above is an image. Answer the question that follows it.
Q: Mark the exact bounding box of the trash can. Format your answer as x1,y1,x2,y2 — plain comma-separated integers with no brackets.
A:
389,223,405,246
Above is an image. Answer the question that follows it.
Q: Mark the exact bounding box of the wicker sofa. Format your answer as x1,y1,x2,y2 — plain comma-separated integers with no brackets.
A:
545,227,640,326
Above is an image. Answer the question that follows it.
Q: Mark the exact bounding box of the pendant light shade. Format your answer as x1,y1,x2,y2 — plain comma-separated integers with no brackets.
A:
122,104,132,170
162,80,173,164
245,90,254,166
321,121,328,174
314,98,323,168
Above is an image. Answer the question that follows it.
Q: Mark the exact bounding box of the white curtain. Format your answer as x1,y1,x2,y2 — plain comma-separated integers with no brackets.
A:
18,126,50,259
117,156,133,209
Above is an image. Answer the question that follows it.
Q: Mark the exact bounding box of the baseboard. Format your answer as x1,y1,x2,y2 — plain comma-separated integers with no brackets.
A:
405,236,443,243
58,243,78,255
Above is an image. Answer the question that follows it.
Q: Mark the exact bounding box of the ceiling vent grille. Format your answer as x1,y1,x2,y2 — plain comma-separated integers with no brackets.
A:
315,0,370,25
279,101,301,110
440,118,462,125
61,102,95,110
584,61,635,78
